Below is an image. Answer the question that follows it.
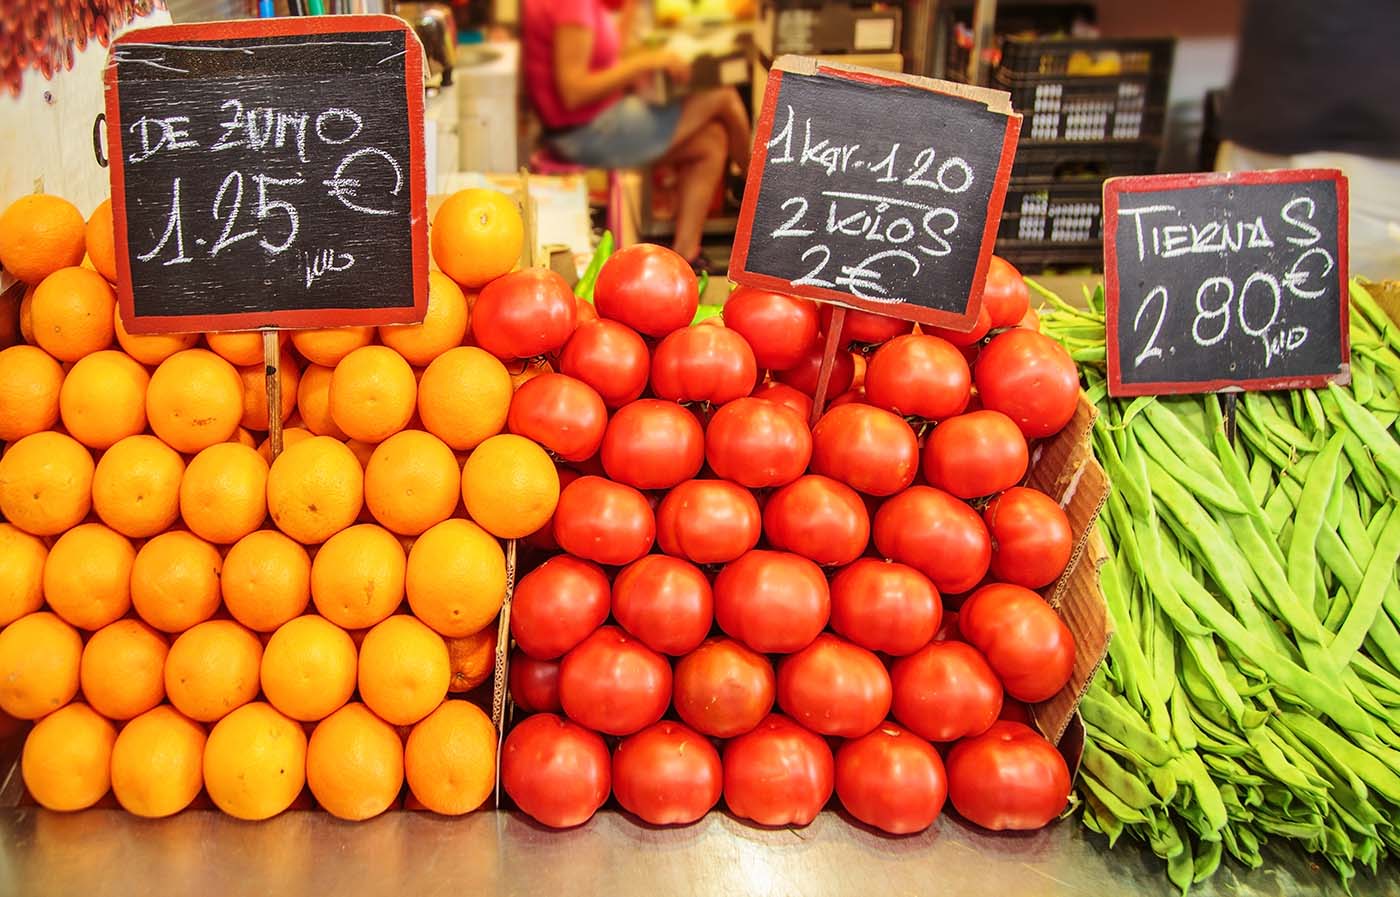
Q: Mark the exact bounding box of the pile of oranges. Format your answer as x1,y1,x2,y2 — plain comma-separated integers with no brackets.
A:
0,187,553,820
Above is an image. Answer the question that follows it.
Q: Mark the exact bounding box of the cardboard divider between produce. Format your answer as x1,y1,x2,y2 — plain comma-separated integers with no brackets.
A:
491,540,517,807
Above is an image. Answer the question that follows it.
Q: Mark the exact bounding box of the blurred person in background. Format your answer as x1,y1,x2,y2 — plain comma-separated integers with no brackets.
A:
1217,0,1400,277
523,0,751,269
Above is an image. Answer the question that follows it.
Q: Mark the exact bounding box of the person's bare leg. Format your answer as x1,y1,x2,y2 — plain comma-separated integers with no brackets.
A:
668,88,751,168
666,121,727,261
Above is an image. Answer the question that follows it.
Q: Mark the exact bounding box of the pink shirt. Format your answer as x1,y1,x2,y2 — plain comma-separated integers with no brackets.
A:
523,0,622,130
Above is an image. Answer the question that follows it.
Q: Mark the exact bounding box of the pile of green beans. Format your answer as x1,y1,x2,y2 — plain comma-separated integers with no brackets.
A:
1038,280,1400,893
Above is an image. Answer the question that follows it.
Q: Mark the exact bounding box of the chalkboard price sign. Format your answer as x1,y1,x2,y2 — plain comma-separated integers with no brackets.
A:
730,56,1021,330
104,16,428,334
1105,170,1350,397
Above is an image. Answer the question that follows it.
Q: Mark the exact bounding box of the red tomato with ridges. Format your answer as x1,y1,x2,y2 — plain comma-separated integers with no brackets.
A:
946,721,1071,831
821,306,914,346
510,555,611,660
509,651,561,712
764,475,870,567
830,558,941,656
974,329,1079,439
471,269,578,360
706,397,812,489
721,288,821,371
835,723,947,834
751,382,813,422
612,554,713,655
651,326,758,405
506,373,607,462
776,344,854,397
558,320,650,409
714,550,830,654
890,640,1002,742
982,256,1030,329
984,487,1073,589
559,625,672,736
502,713,610,828
958,583,1075,703
612,721,723,826
923,410,1028,499
656,479,762,565
594,244,698,337
811,404,919,496
673,637,776,738
722,713,834,827
864,334,971,422
873,486,991,595
777,634,891,739
553,476,655,566
599,399,705,490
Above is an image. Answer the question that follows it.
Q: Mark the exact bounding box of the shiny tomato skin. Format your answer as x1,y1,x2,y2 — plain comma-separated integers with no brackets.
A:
599,399,705,490
890,640,1003,742
958,584,1075,703
830,558,942,656
553,476,656,566
864,334,971,422
501,713,610,828
946,721,1071,831
751,382,814,422
559,625,673,736
612,554,714,655
612,720,723,826
777,634,891,738
558,320,651,409
673,637,776,738
510,556,610,660
982,256,1030,329
821,305,914,347
721,288,821,371
835,723,948,834
593,244,698,337
974,329,1080,439
873,486,991,595
706,397,812,489
811,404,920,496
984,487,1074,589
925,301,992,348
722,713,834,827
651,326,758,405
775,345,854,397
509,651,561,713
472,268,578,360
763,475,870,567
506,373,608,462
714,550,830,654
922,410,1029,499
656,479,762,565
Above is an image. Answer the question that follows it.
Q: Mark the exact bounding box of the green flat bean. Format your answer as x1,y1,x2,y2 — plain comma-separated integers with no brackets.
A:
1080,773,1154,826
1333,509,1400,662
1328,384,1400,491
1288,433,1346,614
1082,742,1158,810
1081,690,1176,766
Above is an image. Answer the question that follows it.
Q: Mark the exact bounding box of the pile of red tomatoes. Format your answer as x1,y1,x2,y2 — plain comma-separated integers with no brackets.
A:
492,245,1080,835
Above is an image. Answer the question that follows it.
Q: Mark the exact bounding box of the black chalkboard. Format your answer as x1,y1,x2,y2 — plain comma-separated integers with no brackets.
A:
105,16,427,334
1104,170,1350,396
730,56,1021,330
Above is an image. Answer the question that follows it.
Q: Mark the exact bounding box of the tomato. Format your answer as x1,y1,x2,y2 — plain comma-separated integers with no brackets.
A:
721,287,821,370
983,487,1073,589
593,244,698,338
1018,306,1040,331
775,344,854,397
864,334,970,422
821,306,914,347
751,381,813,422
506,373,607,462
810,404,919,496
559,625,672,736
925,302,992,348
523,467,581,552
612,721,723,826
763,475,870,567
501,713,610,828
922,410,1028,499
471,269,577,360
558,320,650,409
714,550,830,653
982,256,1030,329
830,558,941,656
576,296,598,324
890,641,1002,742
1000,699,1033,725
873,486,991,595
509,651,561,712
946,721,1070,831
722,713,834,827
673,637,775,738
974,329,1079,439
777,634,890,738
958,583,1075,703
612,554,713,655
705,397,812,489
935,610,961,642
553,476,655,566
835,723,947,834
510,555,610,660
651,326,758,405
599,399,705,490
655,479,762,565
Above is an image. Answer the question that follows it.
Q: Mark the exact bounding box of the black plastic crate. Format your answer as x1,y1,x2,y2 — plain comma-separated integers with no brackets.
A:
997,180,1104,246
941,3,1095,82
1011,139,1161,180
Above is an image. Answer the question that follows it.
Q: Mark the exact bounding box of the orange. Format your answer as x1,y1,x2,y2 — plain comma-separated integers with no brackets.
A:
203,701,307,820
266,435,364,543
221,530,311,632
84,198,118,283
329,345,416,443
237,351,299,431
0,194,86,285
306,702,404,821
113,306,197,366
379,271,470,365
0,430,94,536
310,523,406,630
110,705,206,818
230,426,258,448
404,699,496,815
58,349,149,449
165,620,263,723
207,330,283,367
290,326,373,367
364,429,459,536
79,619,168,720
0,611,82,718
21,703,116,811
257,426,313,463
29,266,115,361
18,284,36,345
430,188,523,288
92,434,185,537
146,349,245,452
295,363,347,438
43,522,135,630
130,530,223,633
357,614,450,726
179,442,269,544
460,434,559,539
261,615,358,722
406,519,506,637
344,438,377,469
447,625,497,693
0,344,63,440
0,523,46,626
417,346,513,450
